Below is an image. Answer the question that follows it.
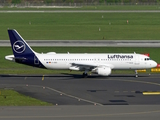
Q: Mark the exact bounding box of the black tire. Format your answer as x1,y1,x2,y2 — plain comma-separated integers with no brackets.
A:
83,73,88,78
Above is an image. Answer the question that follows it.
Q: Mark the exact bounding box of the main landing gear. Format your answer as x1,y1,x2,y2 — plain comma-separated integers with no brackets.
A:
83,70,88,78
83,72,88,78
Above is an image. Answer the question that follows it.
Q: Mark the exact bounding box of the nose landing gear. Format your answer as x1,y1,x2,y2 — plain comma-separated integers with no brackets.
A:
135,70,138,78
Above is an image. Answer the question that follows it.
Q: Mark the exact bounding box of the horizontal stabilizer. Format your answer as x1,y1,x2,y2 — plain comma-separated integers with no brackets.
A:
5,55,27,62
5,55,15,61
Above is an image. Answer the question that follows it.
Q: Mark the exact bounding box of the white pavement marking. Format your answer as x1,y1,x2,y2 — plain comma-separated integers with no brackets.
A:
46,86,103,106
0,83,103,106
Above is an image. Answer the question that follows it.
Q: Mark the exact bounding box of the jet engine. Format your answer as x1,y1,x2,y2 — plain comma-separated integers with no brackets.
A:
93,66,112,76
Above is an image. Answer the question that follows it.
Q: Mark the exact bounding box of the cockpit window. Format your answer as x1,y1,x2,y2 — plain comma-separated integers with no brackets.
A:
144,58,151,61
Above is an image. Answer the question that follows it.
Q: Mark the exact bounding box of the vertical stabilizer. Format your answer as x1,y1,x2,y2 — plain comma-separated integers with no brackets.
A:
8,29,35,57
7,29,45,68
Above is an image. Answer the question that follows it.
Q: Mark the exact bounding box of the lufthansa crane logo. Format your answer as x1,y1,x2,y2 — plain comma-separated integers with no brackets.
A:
13,41,26,53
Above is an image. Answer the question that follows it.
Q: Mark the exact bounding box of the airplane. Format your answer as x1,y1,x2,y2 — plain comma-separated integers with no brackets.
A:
5,29,157,78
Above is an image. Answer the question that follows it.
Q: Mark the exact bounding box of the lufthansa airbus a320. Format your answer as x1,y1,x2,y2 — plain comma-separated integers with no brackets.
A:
5,29,157,77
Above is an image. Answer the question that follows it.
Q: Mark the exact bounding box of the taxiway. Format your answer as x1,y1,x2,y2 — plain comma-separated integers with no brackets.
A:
1,74,160,105
1,74,160,119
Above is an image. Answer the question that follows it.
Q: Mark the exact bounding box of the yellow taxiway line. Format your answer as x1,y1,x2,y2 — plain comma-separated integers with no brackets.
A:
143,91,160,95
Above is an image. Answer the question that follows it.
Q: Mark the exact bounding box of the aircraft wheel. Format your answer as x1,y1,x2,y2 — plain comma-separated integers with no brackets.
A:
135,70,138,78
83,73,88,78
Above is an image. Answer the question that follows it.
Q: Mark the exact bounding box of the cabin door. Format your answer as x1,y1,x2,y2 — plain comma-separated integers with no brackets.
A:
134,56,139,65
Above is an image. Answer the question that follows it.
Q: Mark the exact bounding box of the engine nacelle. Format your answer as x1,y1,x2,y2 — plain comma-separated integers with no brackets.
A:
97,67,111,76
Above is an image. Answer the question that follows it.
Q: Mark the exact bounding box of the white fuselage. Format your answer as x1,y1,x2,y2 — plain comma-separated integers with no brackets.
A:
36,53,157,70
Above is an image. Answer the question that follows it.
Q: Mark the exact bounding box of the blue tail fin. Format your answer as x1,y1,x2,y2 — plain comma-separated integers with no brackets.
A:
8,29,35,57
7,29,45,68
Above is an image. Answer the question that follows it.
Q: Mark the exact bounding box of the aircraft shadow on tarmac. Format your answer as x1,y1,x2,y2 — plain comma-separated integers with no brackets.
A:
0,73,150,78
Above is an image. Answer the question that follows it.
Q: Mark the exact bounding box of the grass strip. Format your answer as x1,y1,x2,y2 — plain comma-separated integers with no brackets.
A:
0,89,52,106
0,12,160,40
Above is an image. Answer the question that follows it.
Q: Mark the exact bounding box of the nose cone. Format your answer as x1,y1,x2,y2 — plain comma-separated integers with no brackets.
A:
152,61,157,68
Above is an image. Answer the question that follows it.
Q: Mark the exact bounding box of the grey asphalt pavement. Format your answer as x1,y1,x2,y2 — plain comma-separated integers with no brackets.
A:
1,74,160,105
1,40,160,47
0,105,160,120
1,74,160,119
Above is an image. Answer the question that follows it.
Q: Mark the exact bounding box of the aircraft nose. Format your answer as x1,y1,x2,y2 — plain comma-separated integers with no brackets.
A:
152,61,157,68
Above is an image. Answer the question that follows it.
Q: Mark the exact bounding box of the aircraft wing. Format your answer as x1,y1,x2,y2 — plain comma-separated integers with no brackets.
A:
70,62,114,71
71,62,97,67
